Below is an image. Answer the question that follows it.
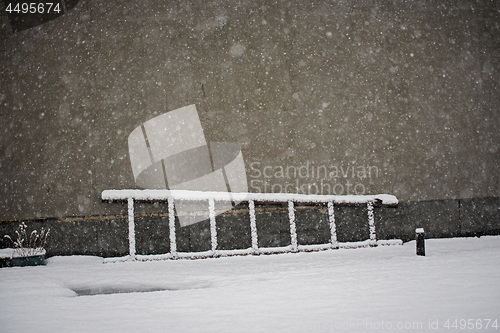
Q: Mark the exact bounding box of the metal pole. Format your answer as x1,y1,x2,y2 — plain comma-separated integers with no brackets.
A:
416,228,425,256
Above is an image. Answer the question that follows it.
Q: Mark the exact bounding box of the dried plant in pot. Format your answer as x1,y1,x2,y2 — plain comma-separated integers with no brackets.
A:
1,222,50,267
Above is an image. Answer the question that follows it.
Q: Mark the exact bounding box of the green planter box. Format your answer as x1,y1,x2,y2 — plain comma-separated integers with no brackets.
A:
0,249,46,268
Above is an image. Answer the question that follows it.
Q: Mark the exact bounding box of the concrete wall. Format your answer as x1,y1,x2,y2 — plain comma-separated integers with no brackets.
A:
0,1,499,223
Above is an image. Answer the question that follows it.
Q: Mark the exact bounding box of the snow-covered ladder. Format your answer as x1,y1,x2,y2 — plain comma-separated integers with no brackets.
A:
101,190,399,261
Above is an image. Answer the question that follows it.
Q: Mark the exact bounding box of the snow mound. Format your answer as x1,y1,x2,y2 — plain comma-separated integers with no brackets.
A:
46,255,104,266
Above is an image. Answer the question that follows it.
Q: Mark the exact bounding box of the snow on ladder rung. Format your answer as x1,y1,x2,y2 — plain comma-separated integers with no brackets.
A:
168,197,177,258
209,198,217,254
248,199,258,252
367,201,377,247
288,200,298,252
127,197,136,260
328,201,338,249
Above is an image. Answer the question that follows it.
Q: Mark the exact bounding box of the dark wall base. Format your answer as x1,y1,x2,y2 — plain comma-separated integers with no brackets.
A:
376,197,500,242
0,197,498,258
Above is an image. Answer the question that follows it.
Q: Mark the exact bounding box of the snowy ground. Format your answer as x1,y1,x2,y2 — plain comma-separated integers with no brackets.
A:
1,237,499,333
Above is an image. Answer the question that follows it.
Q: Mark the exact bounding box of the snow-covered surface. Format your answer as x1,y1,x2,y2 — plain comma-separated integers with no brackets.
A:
0,247,46,259
0,248,17,258
102,240,402,263
1,236,499,333
102,189,399,205
416,227,425,233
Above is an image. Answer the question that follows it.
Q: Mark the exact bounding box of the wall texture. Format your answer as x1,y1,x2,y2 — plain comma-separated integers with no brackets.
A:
0,0,499,222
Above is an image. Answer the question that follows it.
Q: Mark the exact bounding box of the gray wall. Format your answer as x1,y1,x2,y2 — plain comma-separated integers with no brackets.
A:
1,0,499,221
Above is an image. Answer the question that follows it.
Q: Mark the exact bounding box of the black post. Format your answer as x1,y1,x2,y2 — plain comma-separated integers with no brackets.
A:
416,228,425,256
